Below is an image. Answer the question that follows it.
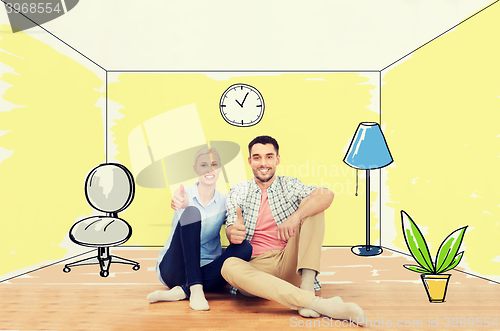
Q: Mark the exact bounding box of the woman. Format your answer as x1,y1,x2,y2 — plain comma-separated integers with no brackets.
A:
147,146,252,310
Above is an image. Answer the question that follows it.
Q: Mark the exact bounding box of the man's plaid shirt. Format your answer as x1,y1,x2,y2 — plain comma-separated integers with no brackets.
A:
225,176,322,294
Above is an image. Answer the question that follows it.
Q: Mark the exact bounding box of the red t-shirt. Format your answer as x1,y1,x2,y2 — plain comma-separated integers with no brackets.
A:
250,189,287,256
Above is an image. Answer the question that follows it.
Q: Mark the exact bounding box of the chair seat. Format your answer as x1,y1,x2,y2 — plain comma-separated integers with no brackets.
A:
69,216,132,247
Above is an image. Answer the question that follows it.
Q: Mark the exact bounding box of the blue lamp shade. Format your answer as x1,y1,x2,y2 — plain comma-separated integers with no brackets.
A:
344,122,393,170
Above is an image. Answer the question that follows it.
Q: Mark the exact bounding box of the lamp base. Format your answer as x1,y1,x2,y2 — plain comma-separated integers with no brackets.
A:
351,245,383,256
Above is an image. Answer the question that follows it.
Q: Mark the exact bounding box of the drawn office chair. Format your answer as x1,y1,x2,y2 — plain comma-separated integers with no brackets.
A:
63,163,140,277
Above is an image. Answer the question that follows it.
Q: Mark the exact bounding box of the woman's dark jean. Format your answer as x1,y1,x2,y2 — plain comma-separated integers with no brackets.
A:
158,206,252,296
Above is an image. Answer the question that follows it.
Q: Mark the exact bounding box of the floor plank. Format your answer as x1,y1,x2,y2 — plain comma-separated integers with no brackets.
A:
1,247,498,330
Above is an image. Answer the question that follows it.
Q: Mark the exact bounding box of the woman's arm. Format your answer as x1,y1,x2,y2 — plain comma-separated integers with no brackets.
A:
171,184,189,210
224,184,247,244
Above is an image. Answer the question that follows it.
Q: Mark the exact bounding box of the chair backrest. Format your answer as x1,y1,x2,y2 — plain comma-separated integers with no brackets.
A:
85,163,135,214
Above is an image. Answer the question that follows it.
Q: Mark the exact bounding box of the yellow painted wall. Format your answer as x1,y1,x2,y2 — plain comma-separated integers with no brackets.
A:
382,4,500,280
0,26,378,277
0,25,104,278
5,3,498,281
108,72,379,247
6,2,498,281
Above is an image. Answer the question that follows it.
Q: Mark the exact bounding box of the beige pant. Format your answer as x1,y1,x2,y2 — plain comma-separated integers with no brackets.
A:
221,206,325,310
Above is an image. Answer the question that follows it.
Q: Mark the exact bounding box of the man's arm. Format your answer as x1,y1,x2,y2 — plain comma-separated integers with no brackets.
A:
292,188,334,221
277,188,334,242
226,207,246,244
225,225,234,243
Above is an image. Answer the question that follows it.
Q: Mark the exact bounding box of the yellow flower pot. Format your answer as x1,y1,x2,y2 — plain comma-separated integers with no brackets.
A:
420,274,451,303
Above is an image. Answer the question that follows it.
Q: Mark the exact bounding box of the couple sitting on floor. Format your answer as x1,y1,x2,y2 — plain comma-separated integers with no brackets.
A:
147,135,365,325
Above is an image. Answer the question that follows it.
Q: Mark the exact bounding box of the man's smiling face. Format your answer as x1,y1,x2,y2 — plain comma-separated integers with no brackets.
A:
248,143,280,188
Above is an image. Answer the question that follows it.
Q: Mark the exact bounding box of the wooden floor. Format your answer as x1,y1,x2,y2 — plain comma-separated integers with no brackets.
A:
0,247,498,330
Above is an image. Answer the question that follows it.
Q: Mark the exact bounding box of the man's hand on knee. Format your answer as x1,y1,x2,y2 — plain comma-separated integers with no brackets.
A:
277,214,300,241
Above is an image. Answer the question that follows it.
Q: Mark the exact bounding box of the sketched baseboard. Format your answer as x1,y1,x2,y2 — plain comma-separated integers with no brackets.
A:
2,245,498,285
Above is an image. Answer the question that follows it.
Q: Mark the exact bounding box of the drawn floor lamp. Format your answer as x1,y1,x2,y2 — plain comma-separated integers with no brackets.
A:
344,122,393,256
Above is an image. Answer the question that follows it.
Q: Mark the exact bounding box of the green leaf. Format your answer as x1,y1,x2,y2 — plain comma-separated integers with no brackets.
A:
439,251,464,273
401,210,434,272
403,264,433,274
435,226,467,274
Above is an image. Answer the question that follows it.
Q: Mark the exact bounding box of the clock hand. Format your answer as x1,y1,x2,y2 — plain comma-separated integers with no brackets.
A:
240,92,249,106
235,92,249,108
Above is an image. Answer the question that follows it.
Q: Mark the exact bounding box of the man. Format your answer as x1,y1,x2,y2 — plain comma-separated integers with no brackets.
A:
221,135,365,325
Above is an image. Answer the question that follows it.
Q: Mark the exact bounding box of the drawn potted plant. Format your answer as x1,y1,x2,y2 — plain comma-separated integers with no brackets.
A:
401,210,467,303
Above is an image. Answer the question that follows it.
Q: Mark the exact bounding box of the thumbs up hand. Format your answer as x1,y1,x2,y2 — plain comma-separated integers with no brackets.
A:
171,184,188,210
229,207,246,244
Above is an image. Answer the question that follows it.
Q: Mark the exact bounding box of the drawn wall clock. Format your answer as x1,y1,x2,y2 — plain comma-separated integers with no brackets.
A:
219,83,265,127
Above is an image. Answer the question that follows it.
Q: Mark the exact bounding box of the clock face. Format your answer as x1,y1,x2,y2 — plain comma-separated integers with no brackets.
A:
219,84,265,127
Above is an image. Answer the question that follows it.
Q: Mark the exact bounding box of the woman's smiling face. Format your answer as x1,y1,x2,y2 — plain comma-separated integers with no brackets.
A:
193,151,221,186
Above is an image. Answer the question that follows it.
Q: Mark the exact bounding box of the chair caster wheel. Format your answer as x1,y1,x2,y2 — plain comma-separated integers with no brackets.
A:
63,267,71,273
133,265,140,271
100,270,109,277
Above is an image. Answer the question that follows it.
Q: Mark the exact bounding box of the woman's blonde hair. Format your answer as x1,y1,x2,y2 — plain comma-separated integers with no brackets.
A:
193,146,221,166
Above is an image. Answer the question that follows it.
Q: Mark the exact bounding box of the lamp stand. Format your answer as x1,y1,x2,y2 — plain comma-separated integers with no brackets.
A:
351,169,383,256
